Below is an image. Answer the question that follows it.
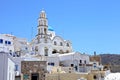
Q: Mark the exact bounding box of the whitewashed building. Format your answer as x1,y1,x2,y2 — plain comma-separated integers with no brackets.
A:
29,10,72,56
0,34,14,53
0,52,15,80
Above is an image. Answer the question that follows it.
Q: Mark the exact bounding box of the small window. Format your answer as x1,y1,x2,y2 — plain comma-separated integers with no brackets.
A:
51,63,54,66
9,50,12,56
0,39,3,43
80,60,82,63
84,60,86,64
93,63,97,68
60,42,63,46
43,75,45,77
54,41,57,45
15,65,18,71
71,64,74,67
8,41,11,45
25,47,28,50
66,43,69,47
44,28,47,34
48,63,51,65
44,47,48,56
35,46,38,51
48,63,54,66
5,41,7,44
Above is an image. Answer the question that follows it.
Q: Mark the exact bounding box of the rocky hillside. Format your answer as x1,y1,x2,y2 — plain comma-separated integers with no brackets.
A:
100,54,120,65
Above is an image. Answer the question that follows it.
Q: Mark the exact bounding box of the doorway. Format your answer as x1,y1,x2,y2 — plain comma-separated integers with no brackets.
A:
31,73,39,80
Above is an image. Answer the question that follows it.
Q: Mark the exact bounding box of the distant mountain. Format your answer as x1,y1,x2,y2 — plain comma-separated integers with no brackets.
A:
100,54,120,72
100,54,120,65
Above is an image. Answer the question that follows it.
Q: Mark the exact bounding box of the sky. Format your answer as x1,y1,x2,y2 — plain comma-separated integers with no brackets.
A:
0,0,120,54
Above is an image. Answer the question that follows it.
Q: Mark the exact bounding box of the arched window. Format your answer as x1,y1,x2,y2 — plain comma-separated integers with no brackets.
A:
93,63,97,68
80,60,82,64
44,47,48,56
66,43,69,47
44,28,47,34
93,75,97,79
0,39,3,43
84,60,86,64
9,50,12,56
52,49,57,54
35,46,38,52
60,42,63,46
54,41,57,45
8,41,11,45
38,29,40,34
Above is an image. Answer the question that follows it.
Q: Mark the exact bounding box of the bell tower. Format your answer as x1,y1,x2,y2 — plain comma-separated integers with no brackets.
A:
37,10,48,42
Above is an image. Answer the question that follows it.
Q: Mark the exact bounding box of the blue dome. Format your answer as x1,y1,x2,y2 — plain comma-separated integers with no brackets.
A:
48,26,54,31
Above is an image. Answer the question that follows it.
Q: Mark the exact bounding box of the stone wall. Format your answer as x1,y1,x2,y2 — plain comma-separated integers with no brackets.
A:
21,61,47,80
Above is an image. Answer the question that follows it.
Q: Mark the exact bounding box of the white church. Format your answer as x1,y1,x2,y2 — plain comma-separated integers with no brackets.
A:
30,10,73,56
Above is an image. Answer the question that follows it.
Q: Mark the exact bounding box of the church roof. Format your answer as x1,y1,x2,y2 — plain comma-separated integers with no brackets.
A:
48,26,54,31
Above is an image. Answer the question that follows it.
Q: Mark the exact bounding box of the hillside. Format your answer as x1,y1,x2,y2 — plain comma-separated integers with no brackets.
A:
100,54,120,72
100,54,120,65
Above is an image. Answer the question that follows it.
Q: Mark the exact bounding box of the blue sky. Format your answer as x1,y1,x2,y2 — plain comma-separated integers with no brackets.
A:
0,0,120,54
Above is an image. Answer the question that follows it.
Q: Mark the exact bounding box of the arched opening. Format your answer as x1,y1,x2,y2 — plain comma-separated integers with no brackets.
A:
38,29,40,34
66,50,69,53
60,42,63,46
73,60,78,71
93,75,97,79
93,62,97,68
35,46,38,52
54,41,57,45
44,28,47,34
84,60,86,64
52,49,58,54
59,50,64,54
44,47,48,56
80,60,82,64
66,43,69,47
9,50,12,56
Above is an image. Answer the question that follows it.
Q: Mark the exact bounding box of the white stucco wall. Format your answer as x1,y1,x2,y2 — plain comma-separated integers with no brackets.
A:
59,52,90,72
0,34,14,53
0,52,15,80
7,58,15,80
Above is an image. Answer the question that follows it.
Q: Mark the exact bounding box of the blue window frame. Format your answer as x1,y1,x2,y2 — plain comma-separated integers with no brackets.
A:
15,65,18,71
0,39,3,43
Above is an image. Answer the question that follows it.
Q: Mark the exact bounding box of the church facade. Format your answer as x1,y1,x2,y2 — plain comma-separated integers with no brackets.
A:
30,10,72,56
